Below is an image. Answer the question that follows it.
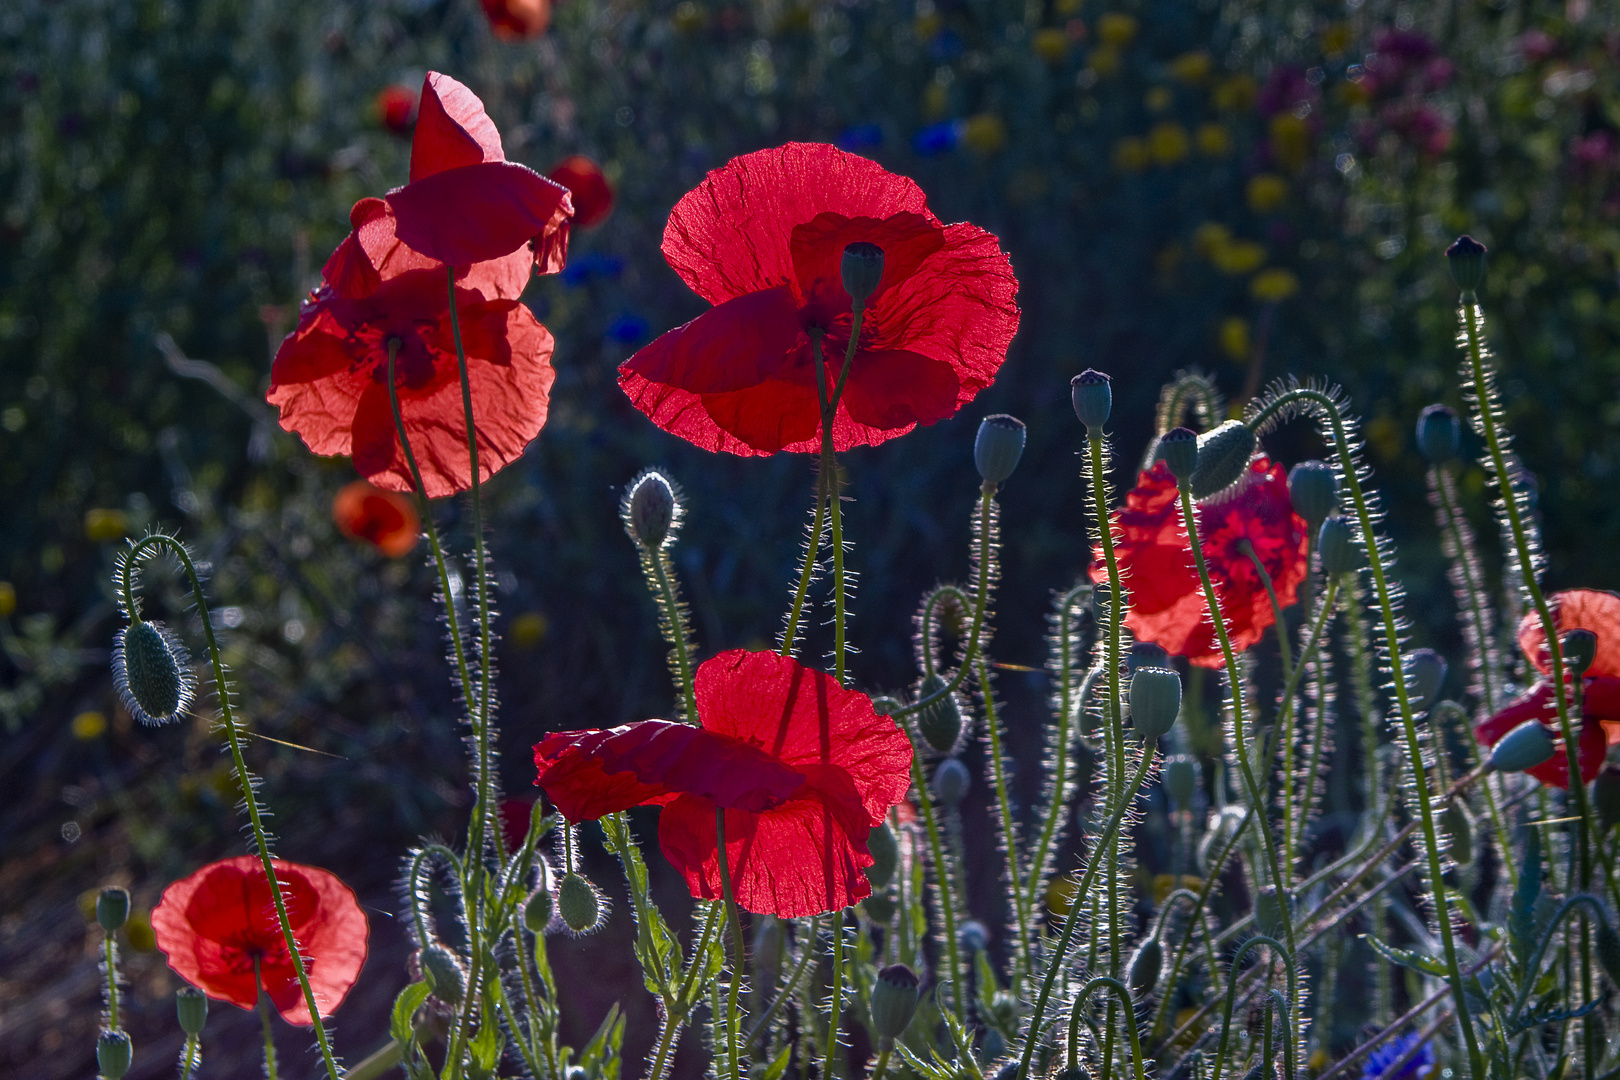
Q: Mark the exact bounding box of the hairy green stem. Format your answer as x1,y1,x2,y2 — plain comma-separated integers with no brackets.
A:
780,489,826,659
648,545,699,723
255,959,280,1080
718,811,744,1080
1071,979,1149,1080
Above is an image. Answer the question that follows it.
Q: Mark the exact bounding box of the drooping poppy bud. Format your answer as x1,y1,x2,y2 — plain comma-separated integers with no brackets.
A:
1158,426,1199,482
624,470,678,549
176,987,208,1037
97,1030,132,1080
1317,516,1359,577
1563,628,1598,678
932,757,971,807
1127,641,1171,673
1164,754,1198,813
1129,666,1182,741
870,964,921,1039
841,242,885,305
523,886,554,933
1446,235,1487,297
1253,885,1288,940
1402,649,1448,710
420,945,466,1005
97,887,131,933
974,414,1026,488
915,673,964,753
865,821,899,890
1127,936,1163,994
1416,404,1461,466
1488,720,1557,773
1287,461,1337,528
1442,803,1473,866
114,620,194,726
1189,420,1257,499
1071,369,1113,433
557,873,603,935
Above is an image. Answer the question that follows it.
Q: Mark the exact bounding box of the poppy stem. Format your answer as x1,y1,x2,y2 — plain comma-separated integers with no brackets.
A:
907,751,964,1021
780,487,827,660
102,932,119,1031
1024,586,1094,905
1238,539,1296,874
1069,978,1149,1080
716,810,745,1080
1427,464,1501,717
812,310,864,686
255,958,280,1080
824,909,847,1080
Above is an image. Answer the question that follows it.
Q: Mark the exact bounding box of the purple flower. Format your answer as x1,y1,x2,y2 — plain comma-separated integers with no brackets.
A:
1360,1031,1435,1080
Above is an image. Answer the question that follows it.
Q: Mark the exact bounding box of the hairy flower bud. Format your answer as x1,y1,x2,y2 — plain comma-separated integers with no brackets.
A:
870,964,921,1039
97,887,131,933
1594,765,1620,831
865,821,899,890
1564,629,1598,678
974,414,1026,487
1416,404,1462,466
932,757,972,808
420,945,466,1005
523,886,554,934
1446,235,1487,297
1129,666,1181,741
1126,641,1171,673
1158,427,1199,482
1127,936,1163,995
1488,720,1557,773
623,470,678,549
1443,803,1473,866
97,1029,132,1080
1071,369,1113,433
1287,461,1337,528
1164,754,1198,813
557,873,604,935
1317,516,1359,577
176,986,208,1037
1402,649,1448,710
841,242,885,305
1189,420,1257,499
113,620,194,726
915,673,964,753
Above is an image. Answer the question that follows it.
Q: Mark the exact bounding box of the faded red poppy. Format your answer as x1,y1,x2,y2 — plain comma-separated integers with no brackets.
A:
152,856,368,1026
548,156,615,229
618,143,1019,456
533,649,913,917
1475,589,1620,788
482,0,551,39
375,85,415,134
333,480,420,557
1097,458,1308,668
269,262,555,499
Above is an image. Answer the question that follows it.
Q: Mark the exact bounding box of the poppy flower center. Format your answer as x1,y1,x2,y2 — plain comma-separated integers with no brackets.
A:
370,325,440,389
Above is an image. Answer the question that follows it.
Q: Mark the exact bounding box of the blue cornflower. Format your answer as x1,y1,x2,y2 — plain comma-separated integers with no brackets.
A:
1360,1031,1435,1080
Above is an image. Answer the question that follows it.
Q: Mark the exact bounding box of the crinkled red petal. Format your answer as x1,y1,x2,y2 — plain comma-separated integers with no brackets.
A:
387,162,571,266
788,212,944,311
410,72,504,183
620,287,804,394
1517,588,1620,678
839,349,961,431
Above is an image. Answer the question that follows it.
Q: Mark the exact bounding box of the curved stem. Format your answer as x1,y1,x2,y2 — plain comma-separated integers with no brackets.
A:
1069,978,1148,1080
1210,937,1295,1080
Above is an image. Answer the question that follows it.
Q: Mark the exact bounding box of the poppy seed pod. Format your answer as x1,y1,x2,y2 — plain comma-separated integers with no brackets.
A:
974,414,1027,487
915,673,964,753
97,886,131,933
1287,461,1337,528
1127,936,1163,994
419,945,466,1005
1163,754,1198,813
1071,369,1113,433
523,885,554,933
932,757,972,808
1416,404,1462,466
624,470,678,549
557,873,603,935
1598,922,1620,988
865,821,899,889
1126,641,1172,673
862,891,897,923
1594,765,1620,831
841,242,885,305
1189,420,1257,499
1317,516,1359,577
1563,628,1598,677
1253,885,1289,940
1158,426,1200,482
1129,666,1182,741
97,1029,132,1080
1402,649,1448,710
870,963,921,1039
114,620,194,726
176,987,208,1037
1446,235,1487,297
1488,720,1557,773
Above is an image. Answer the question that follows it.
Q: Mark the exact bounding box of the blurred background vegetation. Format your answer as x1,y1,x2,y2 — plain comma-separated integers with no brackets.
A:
3,0,1619,1074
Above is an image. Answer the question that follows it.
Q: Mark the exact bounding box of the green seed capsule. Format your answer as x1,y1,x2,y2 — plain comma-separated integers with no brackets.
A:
1445,235,1487,297
842,242,885,304
1415,404,1461,465
97,1030,132,1079
97,887,131,933
1164,755,1198,814
1402,649,1447,710
1128,936,1163,994
1158,427,1199,482
870,964,921,1039
1564,628,1598,678
1488,720,1556,774
1286,461,1337,528
176,987,208,1037
1071,369,1113,433
1317,516,1359,577
1128,666,1182,741
974,414,1026,487
932,758,971,808
523,886,554,934
557,873,602,935
915,673,964,753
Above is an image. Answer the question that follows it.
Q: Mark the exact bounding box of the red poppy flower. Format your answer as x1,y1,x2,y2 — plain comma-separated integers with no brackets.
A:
533,649,913,917
548,156,615,229
1475,589,1620,788
269,264,555,499
1096,458,1308,668
618,142,1019,456
333,480,420,557
482,0,551,39
151,856,368,1026
375,85,416,135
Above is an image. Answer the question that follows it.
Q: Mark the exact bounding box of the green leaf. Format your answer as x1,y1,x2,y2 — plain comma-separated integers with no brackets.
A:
467,986,504,1080
1363,934,1450,977
390,982,431,1047
894,1042,960,1080
940,1008,986,1080
604,813,680,999
762,1040,794,1080
580,1002,625,1080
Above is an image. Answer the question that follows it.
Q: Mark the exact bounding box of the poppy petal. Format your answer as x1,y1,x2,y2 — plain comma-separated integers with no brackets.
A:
410,72,504,183
1517,589,1620,678
787,212,945,310
387,161,572,266
622,288,805,394
839,349,960,430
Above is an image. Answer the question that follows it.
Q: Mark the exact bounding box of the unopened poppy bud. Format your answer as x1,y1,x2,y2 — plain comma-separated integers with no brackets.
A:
114,620,194,726
1164,754,1198,813
862,891,897,923
1126,641,1171,673
624,470,678,549
566,1067,588,1080
1253,885,1289,940
1443,803,1473,866
915,673,964,753
1158,427,1199,482
557,873,603,935
957,919,989,954
932,757,972,807
97,887,130,933
1597,921,1620,988
865,821,899,889
1317,516,1359,577
419,945,466,1005
1446,235,1487,297
1189,420,1257,500
841,242,885,305
1129,666,1182,741
1287,461,1337,528
870,963,921,1039
523,886,554,933
176,986,208,1037
1127,936,1163,994
974,414,1026,488
1071,369,1113,433
1563,629,1598,677
1416,404,1462,466
97,1029,132,1079
1488,720,1556,773
1402,649,1448,710
1595,765,1620,831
